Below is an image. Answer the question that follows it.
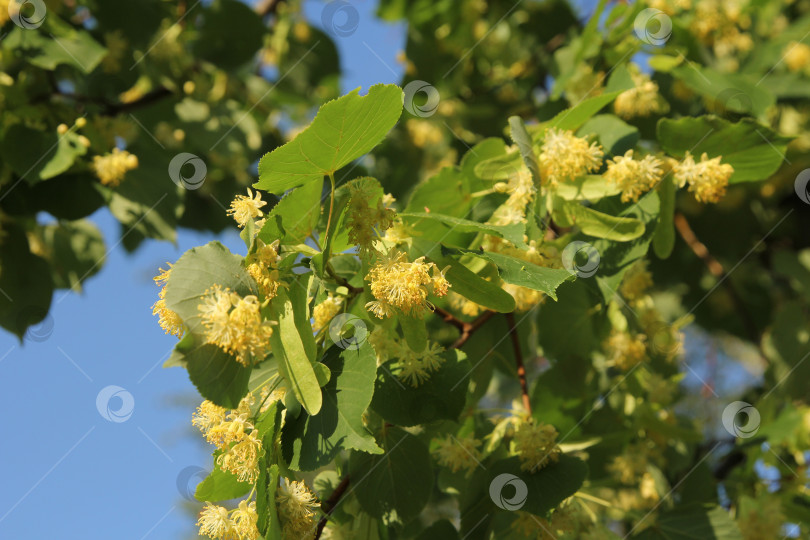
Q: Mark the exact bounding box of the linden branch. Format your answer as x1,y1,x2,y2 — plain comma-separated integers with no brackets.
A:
505,312,532,415
313,474,351,539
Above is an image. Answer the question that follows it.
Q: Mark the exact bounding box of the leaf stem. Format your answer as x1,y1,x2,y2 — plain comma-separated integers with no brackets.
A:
505,312,532,415
322,172,337,263
313,475,351,539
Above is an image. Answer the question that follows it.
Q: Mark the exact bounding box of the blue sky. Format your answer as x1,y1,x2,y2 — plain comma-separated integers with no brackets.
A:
0,1,405,538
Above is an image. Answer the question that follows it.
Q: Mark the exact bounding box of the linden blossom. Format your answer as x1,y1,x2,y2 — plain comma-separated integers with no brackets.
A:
92,147,139,187
228,188,268,228
673,151,735,203
604,149,665,203
538,127,604,187
364,251,451,319
276,478,321,539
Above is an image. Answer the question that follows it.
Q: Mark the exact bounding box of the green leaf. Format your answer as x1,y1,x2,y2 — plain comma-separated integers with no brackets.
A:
656,116,791,184
545,91,622,132
5,17,106,73
486,455,588,517
578,114,639,156
174,337,252,408
416,520,460,540
442,261,516,313
400,212,527,249
281,343,382,471
255,401,282,539
473,151,523,181
256,84,403,194
193,0,265,69
508,116,541,182
554,175,623,202
270,287,322,415
537,279,608,360
553,198,645,241
0,125,87,183
349,427,433,524
633,504,743,539
258,181,323,245
671,66,774,117
399,315,428,352
195,460,252,502
444,248,573,301
653,176,676,259
39,219,106,291
371,350,470,427
164,242,257,337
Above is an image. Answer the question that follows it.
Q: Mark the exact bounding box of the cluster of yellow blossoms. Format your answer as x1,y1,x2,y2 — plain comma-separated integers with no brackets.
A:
491,168,536,225
347,179,397,259
197,500,260,540
192,395,263,483
198,285,274,366
312,293,343,332
93,148,139,187
368,327,447,387
276,478,321,539
539,128,603,186
614,69,668,119
784,41,810,73
672,151,735,203
245,239,281,299
365,251,450,319
603,150,664,203
228,188,267,228
604,330,648,371
513,418,562,472
151,264,184,338
433,434,483,476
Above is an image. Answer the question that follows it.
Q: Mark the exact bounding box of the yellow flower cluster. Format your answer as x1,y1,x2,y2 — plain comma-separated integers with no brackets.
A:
396,341,445,387
312,293,343,332
785,41,810,73
93,148,139,187
433,434,483,476
448,291,485,318
605,331,647,371
491,168,536,225
619,260,653,304
406,119,443,148
365,251,450,319
692,0,753,70
672,151,734,203
513,419,561,472
539,128,603,186
192,396,262,483
198,285,273,366
276,478,320,539
347,179,396,259
737,495,785,540
228,189,267,228
604,150,664,202
198,500,260,540
151,264,184,338
614,70,668,119
246,239,281,299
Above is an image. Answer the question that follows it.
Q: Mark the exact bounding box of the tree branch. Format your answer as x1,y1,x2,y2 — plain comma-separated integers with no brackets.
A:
450,310,496,349
673,212,758,341
505,312,532,414
433,306,466,332
314,475,350,539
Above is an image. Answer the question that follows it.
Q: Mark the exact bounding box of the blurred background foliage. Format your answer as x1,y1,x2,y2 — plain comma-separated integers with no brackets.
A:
2,0,810,538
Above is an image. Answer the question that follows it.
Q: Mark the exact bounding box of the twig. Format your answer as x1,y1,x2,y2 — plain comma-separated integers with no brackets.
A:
433,306,466,331
451,310,496,349
505,312,532,414
313,475,350,539
103,87,173,115
673,212,758,341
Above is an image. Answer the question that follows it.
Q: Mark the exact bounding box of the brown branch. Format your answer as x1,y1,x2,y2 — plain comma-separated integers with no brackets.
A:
314,475,350,539
505,312,532,415
674,212,758,341
103,87,173,115
433,306,466,331
451,310,496,349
